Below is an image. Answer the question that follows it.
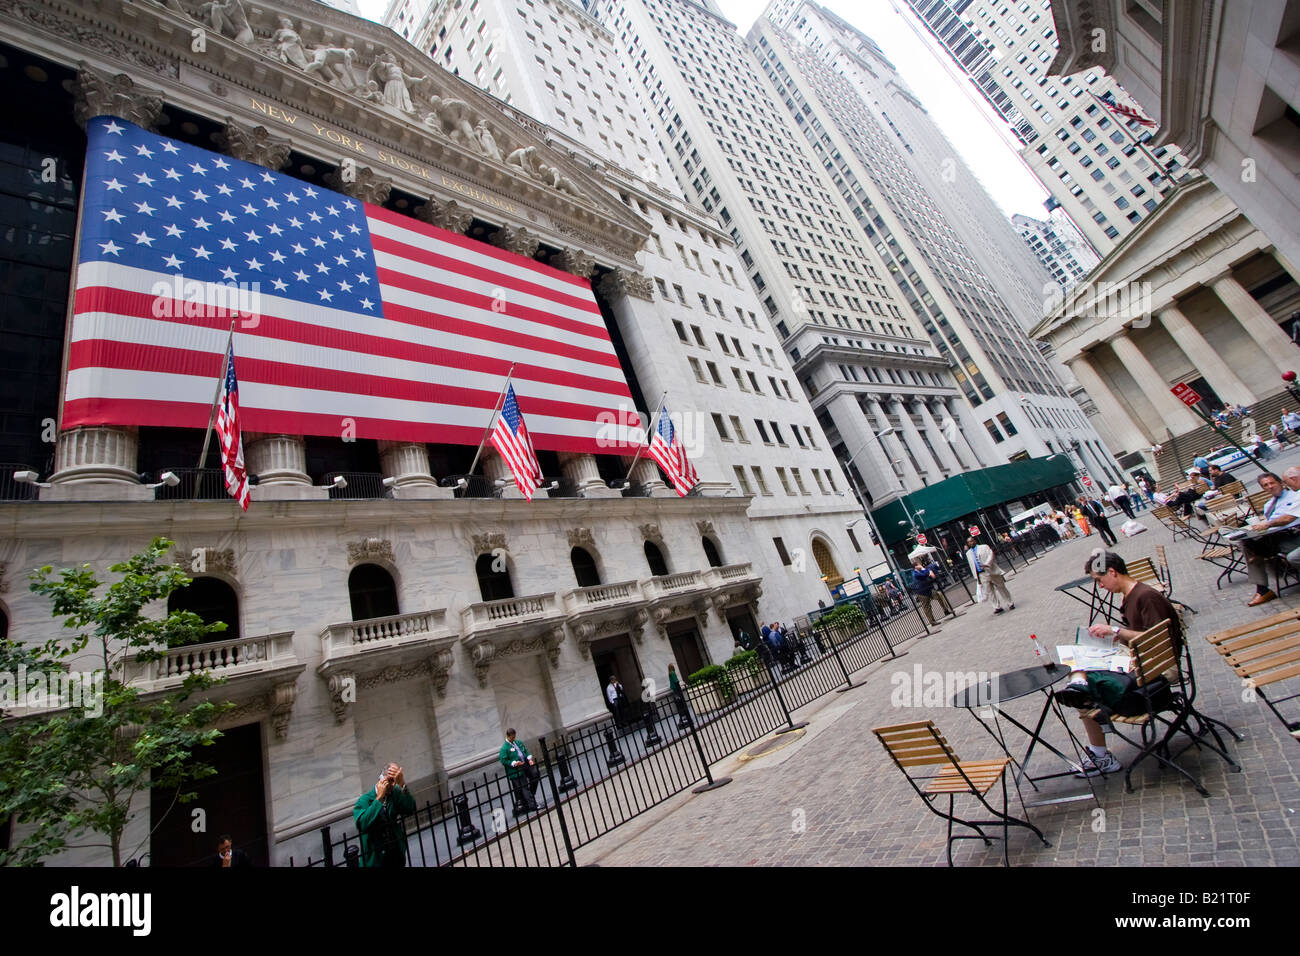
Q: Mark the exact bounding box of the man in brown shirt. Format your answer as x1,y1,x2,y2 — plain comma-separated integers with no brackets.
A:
1059,551,1181,776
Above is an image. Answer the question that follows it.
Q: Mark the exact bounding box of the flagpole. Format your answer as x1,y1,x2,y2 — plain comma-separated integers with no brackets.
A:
195,321,236,499
619,390,668,486
466,362,517,478
1089,90,1184,184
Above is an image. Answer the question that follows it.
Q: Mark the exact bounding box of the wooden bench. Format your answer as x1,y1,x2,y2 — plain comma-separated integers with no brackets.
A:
1205,610,1300,740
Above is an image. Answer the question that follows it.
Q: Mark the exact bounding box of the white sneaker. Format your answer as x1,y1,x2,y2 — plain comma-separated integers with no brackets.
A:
1072,751,1121,778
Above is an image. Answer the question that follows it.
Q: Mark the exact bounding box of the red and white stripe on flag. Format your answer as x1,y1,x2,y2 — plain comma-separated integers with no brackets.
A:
490,384,544,500
1101,98,1156,128
648,405,698,497
214,342,250,510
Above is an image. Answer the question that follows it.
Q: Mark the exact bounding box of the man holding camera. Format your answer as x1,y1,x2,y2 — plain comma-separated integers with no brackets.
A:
499,727,543,816
353,762,415,867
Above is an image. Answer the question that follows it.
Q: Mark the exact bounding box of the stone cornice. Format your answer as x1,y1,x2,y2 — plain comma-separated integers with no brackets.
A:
1156,0,1221,168
0,494,755,538
0,0,651,266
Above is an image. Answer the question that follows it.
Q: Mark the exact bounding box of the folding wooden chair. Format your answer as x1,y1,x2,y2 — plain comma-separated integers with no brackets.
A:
1245,489,1274,518
1206,610,1300,740
1154,545,1171,590
1217,480,1246,499
874,720,1050,866
1195,529,1246,589
1204,494,1248,528
1107,619,1240,796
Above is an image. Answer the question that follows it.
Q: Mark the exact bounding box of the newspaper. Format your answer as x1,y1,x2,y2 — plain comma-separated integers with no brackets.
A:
1056,626,1131,673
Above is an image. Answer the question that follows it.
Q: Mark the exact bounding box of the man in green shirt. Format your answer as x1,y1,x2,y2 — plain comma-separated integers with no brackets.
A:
353,762,415,867
498,728,541,815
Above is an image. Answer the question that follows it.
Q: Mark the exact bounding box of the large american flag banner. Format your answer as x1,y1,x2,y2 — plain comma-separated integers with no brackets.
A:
490,384,544,500
214,341,250,510
65,117,644,453
648,405,698,497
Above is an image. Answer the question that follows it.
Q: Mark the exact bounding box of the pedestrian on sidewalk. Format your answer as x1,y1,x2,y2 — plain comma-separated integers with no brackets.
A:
911,558,954,626
966,536,1013,614
1078,495,1117,547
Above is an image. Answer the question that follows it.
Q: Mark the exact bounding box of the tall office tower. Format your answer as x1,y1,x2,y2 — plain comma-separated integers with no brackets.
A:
1013,212,1098,293
564,0,1003,509
752,1,1122,486
899,0,1189,257
385,0,877,601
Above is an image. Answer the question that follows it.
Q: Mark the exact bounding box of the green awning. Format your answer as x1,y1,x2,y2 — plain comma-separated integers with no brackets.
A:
871,456,1077,546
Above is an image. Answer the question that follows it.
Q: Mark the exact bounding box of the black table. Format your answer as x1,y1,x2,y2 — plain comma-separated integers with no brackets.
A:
1054,575,1118,624
1224,525,1300,595
952,664,1099,808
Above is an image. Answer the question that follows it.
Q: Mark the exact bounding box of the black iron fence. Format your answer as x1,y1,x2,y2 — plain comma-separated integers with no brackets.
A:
0,463,38,501
290,606,922,868
323,472,392,500
153,467,228,501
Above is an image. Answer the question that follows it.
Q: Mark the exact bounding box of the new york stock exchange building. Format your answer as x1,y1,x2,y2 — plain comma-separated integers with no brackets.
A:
0,0,876,864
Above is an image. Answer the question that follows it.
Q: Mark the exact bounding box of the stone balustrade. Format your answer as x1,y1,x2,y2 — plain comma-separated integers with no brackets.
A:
124,631,298,689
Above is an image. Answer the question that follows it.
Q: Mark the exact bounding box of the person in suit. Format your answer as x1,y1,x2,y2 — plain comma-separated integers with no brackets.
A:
353,762,415,867
498,728,542,815
209,834,252,868
966,537,1013,613
605,674,628,726
1077,494,1117,547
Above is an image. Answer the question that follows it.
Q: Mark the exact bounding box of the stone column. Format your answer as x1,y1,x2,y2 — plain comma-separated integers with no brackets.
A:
378,440,449,499
949,397,1001,467
481,448,522,499
1108,331,1200,436
48,68,166,498
913,399,961,474
632,458,665,496
415,197,474,234
559,452,618,498
932,400,979,471
490,226,541,257
827,392,902,503
890,397,942,480
244,432,312,484
323,165,393,206
1210,273,1300,377
1066,354,1151,452
865,396,922,489
1157,305,1257,405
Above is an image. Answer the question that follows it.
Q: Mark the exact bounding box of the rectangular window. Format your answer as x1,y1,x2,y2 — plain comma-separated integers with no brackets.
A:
755,419,771,443
775,466,793,495
706,361,724,386
692,325,707,347
792,467,809,495
770,421,785,445
984,420,1005,444
673,320,688,342
995,412,1019,436
752,466,771,495
847,528,861,552
712,413,730,440
688,357,705,383
730,415,748,442
773,535,791,565
733,465,753,495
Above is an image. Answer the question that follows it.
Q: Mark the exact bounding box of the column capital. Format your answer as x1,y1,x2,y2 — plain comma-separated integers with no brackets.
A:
216,116,291,170
550,248,596,278
324,165,393,205
415,197,473,234
73,64,164,131
597,267,654,302
490,225,540,258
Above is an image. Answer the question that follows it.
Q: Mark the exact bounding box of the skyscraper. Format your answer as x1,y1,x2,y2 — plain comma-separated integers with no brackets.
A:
753,1,1121,484
900,0,1189,257
1013,212,1098,293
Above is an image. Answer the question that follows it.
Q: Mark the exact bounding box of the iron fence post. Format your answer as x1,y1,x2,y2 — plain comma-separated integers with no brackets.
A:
825,620,854,691
762,653,807,734
683,686,732,792
539,735,578,868
320,825,333,868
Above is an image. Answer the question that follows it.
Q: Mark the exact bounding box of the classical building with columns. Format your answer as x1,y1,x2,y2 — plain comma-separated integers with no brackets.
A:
0,0,880,864
1048,0,1300,293
1031,173,1300,471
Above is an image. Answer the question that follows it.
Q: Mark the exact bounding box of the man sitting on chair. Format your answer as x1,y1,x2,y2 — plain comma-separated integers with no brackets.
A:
1055,552,1183,777
1239,472,1300,606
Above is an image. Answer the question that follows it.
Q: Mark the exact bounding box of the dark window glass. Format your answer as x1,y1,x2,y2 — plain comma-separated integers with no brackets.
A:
348,564,399,621
168,577,239,642
475,553,514,602
571,547,601,588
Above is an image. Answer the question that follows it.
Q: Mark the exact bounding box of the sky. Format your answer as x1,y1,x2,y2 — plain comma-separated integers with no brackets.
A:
352,0,1051,220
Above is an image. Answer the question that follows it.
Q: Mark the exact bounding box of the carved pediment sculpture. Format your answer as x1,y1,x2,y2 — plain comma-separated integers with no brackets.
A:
640,523,663,545
199,0,255,46
347,537,395,567
470,531,508,555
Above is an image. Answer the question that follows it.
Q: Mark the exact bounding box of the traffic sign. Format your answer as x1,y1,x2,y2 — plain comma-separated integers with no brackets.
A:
916,533,928,545
1171,382,1202,407
969,526,980,536
1082,477,1093,487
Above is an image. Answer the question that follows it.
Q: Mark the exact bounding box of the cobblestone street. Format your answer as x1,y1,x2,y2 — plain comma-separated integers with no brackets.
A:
582,507,1300,867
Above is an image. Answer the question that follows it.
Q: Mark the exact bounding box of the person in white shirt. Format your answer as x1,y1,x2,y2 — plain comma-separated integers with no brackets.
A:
1107,482,1136,520
966,536,1013,613
1241,472,1300,606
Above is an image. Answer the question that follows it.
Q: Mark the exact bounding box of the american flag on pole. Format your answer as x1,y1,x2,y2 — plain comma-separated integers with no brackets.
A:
214,341,250,510
490,384,544,500
1099,94,1157,128
648,405,698,497
64,118,644,453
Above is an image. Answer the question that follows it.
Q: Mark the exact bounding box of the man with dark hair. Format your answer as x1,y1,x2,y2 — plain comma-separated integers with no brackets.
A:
209,834,252,868
1077,494,1117,547
354,762,415,867
499,728,542,815
1056,552,1183,776
1239,472,1300,606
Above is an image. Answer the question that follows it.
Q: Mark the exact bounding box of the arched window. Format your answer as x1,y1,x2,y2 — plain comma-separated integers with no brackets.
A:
644,541,670,577
475,553,514,602
811,537,842,587
168,577,240,642
571,547,601,588
701,536,723,567
348,564,399,621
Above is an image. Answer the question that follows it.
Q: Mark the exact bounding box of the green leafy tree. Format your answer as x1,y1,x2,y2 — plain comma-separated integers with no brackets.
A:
0,537,232,866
